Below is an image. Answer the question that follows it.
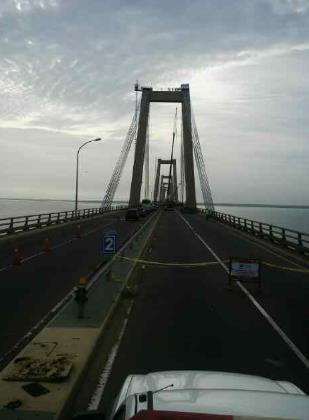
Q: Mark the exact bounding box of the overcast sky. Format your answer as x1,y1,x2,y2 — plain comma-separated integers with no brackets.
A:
1,0,308,204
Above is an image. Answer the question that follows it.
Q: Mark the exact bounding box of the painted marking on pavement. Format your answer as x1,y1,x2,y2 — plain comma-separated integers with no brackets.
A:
0,221,115,272
178,211,309,370
0,289,73,366
88,304,133,410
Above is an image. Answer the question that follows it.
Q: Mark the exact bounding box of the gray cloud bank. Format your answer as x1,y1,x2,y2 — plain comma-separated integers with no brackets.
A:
0,0,308,204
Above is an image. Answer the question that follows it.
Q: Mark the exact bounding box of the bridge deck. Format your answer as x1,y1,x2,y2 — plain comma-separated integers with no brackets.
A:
0,209,308,417
95,211,309,413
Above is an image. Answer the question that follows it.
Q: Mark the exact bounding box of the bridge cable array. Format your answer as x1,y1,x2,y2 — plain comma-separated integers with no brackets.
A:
179,119,185,203
191,107,214,212
101,100,141,209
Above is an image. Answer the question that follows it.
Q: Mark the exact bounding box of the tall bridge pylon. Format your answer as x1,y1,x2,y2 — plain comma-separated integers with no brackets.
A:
129,84,196,209
101,83,214,212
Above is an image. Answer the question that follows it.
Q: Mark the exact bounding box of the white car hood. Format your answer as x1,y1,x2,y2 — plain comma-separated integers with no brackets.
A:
152,389,309,419
124,371,303,397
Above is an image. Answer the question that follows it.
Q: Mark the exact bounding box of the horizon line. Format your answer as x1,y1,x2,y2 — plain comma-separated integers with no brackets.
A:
0,197,309,209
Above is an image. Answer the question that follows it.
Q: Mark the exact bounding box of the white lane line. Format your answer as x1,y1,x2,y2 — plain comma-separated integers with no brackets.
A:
0,288,73,366
178,211,309,370
22,251,45,262
88,304,133,411
51,238,75,250
0,221,115,272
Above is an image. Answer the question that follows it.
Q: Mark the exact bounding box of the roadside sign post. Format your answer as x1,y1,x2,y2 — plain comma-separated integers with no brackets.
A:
103,231,117,256
228,258,261,287
103,231,118,282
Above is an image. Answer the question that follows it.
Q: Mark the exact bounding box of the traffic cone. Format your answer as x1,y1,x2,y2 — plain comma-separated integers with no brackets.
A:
79,276,87,285
42,238,50,252
12,248,22,265
76,225,82,239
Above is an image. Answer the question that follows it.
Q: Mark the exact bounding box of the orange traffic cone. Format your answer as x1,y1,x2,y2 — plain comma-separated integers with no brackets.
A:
42,238,50,252
79,276,87,285
12,248,22,265
76,225,82,239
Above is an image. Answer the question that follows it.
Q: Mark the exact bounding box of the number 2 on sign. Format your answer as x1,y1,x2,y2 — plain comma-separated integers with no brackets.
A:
103,234,117,254
105,237,114,252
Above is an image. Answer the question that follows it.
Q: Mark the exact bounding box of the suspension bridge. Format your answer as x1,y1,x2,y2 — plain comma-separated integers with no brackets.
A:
0,84,308,420
101,83,214,212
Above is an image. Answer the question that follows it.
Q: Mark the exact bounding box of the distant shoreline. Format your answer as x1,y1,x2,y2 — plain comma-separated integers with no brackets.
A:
0,197,309,209
213,203,309,209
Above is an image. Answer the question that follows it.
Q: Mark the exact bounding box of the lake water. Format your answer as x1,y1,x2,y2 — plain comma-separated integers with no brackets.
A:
215,206,309,234
0,199,308,234
0,199,105,219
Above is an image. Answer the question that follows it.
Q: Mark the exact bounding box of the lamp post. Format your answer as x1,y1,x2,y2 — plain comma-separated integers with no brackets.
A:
75,138,101,215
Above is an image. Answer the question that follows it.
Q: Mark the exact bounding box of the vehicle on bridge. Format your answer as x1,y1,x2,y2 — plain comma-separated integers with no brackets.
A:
125,208,140,221
75,371,309,419
141,199,152,213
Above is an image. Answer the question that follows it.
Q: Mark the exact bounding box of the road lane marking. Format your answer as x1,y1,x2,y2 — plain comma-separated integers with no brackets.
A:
22,251,45,262
178,211,309,370
0,288,73,367
0,215,151,368
87,304,134,410
0,221,115,272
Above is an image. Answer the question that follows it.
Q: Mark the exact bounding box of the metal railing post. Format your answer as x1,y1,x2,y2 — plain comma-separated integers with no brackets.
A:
281,228,286,245
251,220,254,234
7,218,14,234
269,225,273,241
297,233,304,253
24,216,29,231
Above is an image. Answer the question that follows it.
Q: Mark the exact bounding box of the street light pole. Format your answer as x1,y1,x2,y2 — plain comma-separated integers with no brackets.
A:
75,138,101,215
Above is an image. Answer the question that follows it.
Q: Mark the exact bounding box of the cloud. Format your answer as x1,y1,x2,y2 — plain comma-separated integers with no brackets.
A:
0,0,308,203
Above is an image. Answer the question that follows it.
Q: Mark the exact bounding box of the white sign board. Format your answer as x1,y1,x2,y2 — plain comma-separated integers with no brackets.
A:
230,261,259,279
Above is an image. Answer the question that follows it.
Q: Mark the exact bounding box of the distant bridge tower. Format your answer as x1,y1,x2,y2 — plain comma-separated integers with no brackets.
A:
154,159,178,203
159,175,174,202
129,84,196,209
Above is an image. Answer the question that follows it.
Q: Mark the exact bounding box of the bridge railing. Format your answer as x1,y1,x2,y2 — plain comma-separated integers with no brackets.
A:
0,206,127,237
200,210,309,255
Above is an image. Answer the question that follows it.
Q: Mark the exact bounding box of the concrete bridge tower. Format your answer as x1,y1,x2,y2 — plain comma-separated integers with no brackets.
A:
129,84,196,209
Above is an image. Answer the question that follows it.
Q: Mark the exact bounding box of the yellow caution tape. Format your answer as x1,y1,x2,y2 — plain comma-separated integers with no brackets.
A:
262,261,309,273
116,255,309,274
116,255,228,268
110,272,123,283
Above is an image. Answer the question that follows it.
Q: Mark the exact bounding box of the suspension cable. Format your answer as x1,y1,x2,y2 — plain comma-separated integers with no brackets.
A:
101,100,140,209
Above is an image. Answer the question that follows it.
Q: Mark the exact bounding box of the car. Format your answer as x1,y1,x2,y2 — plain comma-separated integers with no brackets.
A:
164,205,174,211
108,371,309,420
137,206,146,217
125,208,139,221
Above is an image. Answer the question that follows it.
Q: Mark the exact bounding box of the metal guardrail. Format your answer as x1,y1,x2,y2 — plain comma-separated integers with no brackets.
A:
200,210,309,255
0,206,127,237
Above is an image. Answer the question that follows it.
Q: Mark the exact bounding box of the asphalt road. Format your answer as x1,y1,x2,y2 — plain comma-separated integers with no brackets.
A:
99,210,309,415
0,210,125,268
0,211,150,362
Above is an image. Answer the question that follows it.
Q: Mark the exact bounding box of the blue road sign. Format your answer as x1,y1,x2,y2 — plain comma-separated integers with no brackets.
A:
103,231,117,255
